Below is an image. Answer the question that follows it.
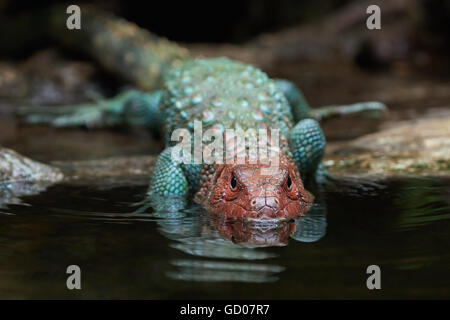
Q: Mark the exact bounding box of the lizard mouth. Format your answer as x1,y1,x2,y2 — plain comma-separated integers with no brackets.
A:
213,215,297,246
256,206,281,219
210,200,311,221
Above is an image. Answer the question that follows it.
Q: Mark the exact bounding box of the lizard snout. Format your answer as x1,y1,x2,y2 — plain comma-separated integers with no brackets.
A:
251,196,280,219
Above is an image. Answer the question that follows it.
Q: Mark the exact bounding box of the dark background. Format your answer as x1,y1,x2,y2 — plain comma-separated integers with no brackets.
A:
1,0,448,46
2,0,355,42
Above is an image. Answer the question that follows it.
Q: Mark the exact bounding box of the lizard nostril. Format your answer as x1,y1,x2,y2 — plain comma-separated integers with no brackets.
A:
265,197,279,210
251,199,257,206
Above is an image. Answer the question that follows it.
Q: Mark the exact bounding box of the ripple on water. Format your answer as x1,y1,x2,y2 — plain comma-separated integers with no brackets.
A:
0,177,449,297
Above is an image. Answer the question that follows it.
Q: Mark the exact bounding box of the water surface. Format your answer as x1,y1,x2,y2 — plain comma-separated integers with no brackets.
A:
0,177,449,299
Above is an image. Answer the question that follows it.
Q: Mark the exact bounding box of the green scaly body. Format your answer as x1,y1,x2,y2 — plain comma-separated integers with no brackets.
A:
18,6,386,212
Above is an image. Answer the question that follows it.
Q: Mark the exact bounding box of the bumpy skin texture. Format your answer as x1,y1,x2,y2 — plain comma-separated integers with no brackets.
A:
149,58,324,220
20,7,332,220
161,58,293,141
197,155,313,220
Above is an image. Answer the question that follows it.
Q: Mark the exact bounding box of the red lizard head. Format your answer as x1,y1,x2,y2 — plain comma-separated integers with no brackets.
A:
195,152,313,221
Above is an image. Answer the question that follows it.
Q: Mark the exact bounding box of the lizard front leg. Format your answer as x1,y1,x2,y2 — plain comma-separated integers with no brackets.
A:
288,118,326,183
146,147,201,212
18,89,163,129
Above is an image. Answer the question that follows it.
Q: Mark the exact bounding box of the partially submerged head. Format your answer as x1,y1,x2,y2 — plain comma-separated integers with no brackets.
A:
214,217,297,246
195,154,313,221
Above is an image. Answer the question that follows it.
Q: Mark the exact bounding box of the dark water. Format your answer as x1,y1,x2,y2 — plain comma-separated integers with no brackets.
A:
0,177,449,299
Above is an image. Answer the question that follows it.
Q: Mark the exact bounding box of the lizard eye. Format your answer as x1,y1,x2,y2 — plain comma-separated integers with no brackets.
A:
286,175,292,190
230,175,237,190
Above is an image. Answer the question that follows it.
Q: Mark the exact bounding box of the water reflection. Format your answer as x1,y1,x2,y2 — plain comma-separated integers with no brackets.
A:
167,259,284,283
156,203,327,282
390,178,450,271
0,181,52,209
0,180,328,283
292,203,327,243
393,178,450,231
0,178,449,297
